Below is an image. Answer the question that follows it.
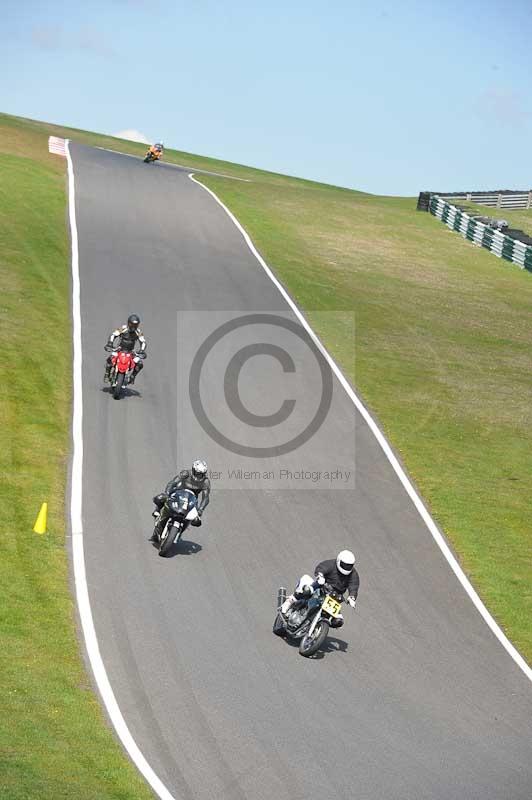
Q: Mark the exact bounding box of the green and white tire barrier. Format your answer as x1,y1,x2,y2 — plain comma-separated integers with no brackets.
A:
429,196,532,272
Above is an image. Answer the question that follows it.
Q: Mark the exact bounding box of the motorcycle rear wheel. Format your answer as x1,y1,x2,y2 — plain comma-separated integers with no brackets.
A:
299,620,329,657
113,372,125,399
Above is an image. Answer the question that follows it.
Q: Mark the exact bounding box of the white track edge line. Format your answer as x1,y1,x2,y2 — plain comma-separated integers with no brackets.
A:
188,172,532,683
66,140,179,800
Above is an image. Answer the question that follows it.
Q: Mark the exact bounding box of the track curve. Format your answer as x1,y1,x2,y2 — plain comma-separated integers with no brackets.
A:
70,143,532,800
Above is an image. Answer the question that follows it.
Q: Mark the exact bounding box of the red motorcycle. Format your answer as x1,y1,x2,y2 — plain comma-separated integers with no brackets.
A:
104,347,137,399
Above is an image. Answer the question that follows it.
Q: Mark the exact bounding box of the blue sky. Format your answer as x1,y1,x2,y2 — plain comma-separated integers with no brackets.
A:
1,0,531,195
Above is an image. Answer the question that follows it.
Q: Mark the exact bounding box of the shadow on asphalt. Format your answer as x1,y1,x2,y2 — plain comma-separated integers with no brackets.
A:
101,386,142,399
316,636,349,656
282,634,349,659
151,539,203,558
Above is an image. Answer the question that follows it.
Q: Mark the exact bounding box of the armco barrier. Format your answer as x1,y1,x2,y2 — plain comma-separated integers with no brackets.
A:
428,195,532,272
432,189,532,210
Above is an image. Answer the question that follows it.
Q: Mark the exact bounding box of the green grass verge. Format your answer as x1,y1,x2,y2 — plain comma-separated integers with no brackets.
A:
0,122,155,798
1,110,531,799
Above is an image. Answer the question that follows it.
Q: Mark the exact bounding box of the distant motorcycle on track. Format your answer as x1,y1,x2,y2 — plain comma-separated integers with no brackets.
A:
143,143,163,163
273,584,347,657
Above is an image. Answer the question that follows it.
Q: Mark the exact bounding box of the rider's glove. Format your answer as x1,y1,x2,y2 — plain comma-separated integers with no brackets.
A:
347,596,356,608
315,573,326,587
104,343,113,352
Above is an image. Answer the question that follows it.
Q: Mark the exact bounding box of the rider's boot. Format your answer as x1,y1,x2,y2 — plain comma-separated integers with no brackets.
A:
130,361,143,385
281,594,296,615
330,615,344,628
150,510,166,542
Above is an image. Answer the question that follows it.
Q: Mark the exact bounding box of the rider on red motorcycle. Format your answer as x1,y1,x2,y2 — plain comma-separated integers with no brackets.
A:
104,314,147,384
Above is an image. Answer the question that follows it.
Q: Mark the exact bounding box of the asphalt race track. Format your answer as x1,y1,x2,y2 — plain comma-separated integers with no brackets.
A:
70,143,532,800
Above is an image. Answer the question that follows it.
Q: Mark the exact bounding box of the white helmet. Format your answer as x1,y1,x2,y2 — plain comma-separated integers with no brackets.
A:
192,459,208,480
336,550,355,575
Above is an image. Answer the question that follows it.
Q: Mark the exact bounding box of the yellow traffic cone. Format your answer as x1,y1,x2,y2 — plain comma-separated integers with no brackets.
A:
33,503,48,535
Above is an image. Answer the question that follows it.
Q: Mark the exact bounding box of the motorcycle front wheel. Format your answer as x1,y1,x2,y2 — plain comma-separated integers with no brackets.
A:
299,619,329,657
272,612,286,638
159,521,182,557
113,371,125,399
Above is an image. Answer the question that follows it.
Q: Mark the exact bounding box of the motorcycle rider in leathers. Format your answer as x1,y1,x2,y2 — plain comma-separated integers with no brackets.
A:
104,314,146,384
151,460,211,541
280,550,359,628
147,141,164,160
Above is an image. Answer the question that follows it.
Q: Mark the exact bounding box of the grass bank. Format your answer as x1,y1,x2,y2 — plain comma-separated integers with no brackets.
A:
0,118,154,798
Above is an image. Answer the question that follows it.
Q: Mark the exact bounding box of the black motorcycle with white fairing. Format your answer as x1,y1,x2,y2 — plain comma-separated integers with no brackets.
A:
273,584,346,657
153,489,199,557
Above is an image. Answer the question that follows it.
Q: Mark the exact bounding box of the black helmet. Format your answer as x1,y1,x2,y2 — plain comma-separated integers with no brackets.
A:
127,314,140,331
